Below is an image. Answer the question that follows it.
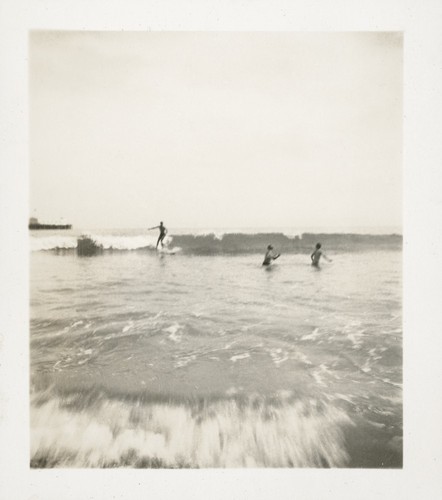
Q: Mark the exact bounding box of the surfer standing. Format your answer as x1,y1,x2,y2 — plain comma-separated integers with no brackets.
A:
310,243,332,267
262,245,280,266
149,221,167,249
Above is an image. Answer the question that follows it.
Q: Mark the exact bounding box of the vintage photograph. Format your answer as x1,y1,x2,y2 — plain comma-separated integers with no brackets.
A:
29,31,402,468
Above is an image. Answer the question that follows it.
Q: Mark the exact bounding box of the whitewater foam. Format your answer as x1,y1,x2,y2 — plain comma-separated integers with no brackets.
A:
165,323,184,343
30,235,78,251
31,391,353,468
230,353,250,362
30,231,402,254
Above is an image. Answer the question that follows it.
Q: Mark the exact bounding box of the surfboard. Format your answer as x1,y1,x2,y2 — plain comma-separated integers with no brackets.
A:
157,246,181,255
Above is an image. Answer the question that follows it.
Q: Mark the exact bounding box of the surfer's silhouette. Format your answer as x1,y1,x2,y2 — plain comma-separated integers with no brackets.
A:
148,221,168,249
262,245,280,266
310,243,332,267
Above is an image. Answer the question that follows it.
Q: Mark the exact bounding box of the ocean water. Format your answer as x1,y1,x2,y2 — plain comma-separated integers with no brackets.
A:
30,229,402,468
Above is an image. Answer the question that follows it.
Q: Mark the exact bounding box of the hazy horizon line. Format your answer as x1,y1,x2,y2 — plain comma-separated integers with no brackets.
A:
49,224,403,235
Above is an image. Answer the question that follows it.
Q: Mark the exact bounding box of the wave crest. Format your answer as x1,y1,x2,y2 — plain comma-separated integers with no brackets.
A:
31,389,353,468
30,232,402,255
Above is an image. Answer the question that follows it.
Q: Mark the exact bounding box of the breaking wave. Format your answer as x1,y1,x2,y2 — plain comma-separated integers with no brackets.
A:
30,232,402,255
30,388,354,468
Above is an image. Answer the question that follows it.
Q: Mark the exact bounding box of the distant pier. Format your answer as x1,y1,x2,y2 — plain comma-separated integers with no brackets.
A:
29,217,72,230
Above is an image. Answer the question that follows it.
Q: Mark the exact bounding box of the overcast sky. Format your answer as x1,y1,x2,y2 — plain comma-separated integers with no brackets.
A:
30,31,402,230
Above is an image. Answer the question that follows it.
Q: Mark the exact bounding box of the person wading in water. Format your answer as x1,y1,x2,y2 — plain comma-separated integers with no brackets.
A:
310,243,332,267
262,245,280,266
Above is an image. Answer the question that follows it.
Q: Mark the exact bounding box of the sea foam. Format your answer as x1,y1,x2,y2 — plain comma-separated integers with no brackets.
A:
30,232,403,254
31,390,353,468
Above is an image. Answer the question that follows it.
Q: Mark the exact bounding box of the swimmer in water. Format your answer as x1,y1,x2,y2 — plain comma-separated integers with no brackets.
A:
310,243,332,267
148,221,168,249
262,245,280,266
